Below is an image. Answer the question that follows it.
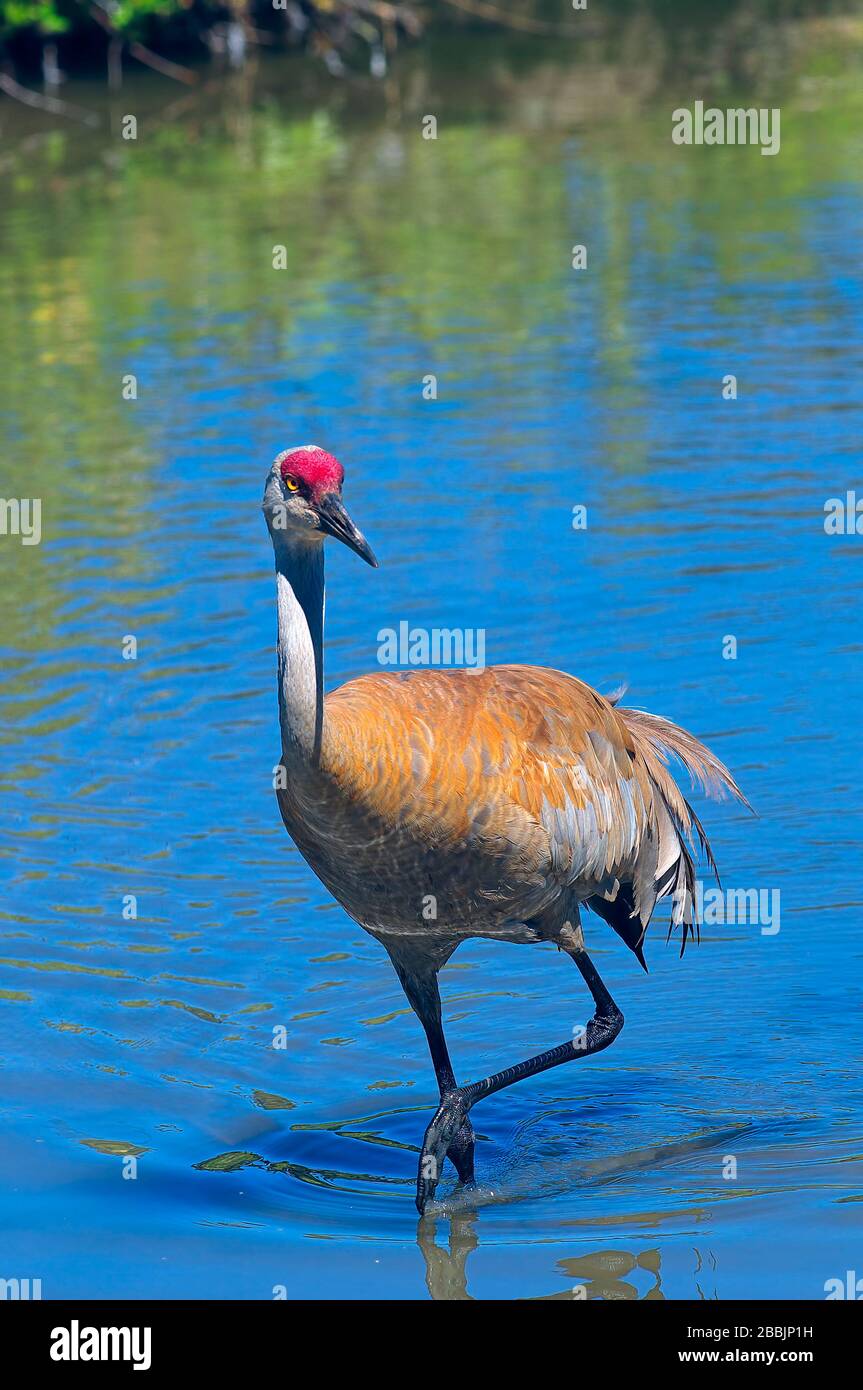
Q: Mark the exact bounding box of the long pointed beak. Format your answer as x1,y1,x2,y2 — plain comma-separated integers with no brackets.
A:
317,494,378,567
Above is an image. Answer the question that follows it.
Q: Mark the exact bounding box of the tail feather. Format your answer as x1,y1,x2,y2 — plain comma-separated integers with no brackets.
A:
614,704,752,960
622,707,753,813
603,681,629,707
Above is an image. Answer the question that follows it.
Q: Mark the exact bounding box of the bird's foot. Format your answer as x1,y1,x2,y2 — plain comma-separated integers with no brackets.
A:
416,1088,475,1215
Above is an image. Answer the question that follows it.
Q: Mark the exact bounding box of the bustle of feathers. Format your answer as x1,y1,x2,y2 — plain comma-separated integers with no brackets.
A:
599,704,753,967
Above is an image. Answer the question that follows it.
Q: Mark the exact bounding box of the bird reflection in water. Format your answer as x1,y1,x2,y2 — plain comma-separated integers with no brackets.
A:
417,1215,667,1301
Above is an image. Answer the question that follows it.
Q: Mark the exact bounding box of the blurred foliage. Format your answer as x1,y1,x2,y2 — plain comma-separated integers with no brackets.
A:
2,0,69,35
0,0,412,51
1,0,128,39
2,0,863,60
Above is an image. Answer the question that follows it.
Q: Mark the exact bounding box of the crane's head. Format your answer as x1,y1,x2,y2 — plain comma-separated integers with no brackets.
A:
262,445,377,567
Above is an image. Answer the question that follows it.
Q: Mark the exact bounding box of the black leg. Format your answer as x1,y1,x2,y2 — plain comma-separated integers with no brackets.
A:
415,931,623,1214
384,941,476,1191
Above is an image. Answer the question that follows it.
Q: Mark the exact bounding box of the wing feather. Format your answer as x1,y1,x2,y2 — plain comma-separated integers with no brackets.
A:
319,664,747,958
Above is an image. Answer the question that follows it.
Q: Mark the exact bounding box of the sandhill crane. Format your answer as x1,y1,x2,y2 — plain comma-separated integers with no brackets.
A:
263,445,749,1214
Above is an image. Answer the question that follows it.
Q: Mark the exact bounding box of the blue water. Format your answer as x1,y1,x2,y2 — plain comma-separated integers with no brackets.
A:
1,43,862,1299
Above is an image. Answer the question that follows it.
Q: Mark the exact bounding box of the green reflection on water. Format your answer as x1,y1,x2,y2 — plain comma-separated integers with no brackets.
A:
0,16,861,652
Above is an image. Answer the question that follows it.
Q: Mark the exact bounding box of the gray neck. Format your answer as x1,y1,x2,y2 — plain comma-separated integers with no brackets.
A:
273,536,325,764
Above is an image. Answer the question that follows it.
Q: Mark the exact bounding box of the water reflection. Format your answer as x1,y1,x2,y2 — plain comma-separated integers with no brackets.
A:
418,1214,478,1301
418,1220,684,1301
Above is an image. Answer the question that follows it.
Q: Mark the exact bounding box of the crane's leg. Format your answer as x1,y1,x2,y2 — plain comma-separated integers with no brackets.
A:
383,941,476,1190
415,924,623,1214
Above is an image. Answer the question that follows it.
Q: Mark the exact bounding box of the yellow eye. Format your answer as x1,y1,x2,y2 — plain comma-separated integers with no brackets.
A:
284,475,300,492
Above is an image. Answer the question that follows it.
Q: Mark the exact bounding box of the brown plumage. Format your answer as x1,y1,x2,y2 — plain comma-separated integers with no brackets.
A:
279,664,748,967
